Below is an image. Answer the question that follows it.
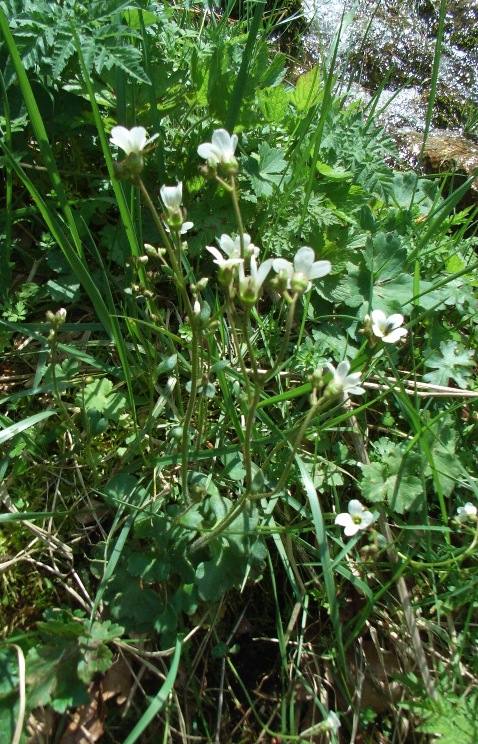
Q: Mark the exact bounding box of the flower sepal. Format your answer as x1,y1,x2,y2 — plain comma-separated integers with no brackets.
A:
113,152,144,181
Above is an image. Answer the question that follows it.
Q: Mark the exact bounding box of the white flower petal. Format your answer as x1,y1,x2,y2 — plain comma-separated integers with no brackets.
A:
382,327,408,344
326,361,337,376
207,245,225,261
180,221,194,235
335,360,351,379
160,182,183,209
212,128,238,156
387,313,405,329
145,132,159,147
110,126,157,156
346,372,363,385
370,309,407,343
256,258,274,288
128,127,147,152
272,258,294,276
325,711,341,734
361,510,375,528
348,499,364,518
110,126,133,152
218,234,238,257
335,513,353,527
371,309,387,327
307,260,332,279
457,502,477,523
294,246,315,274
197,142,220,160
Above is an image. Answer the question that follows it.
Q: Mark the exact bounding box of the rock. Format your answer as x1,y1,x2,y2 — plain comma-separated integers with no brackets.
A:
394,129,478,205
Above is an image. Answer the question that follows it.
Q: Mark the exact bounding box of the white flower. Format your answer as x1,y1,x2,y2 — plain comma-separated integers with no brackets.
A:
456,502,477,524
206,233,259,271
273,246,331,293
207,246,244,272
160,182,193,233
160,182,183,211
325,360,365,397
198,129,238,168
238,255,274,306
109,126,159,155
215,233,259,260
335,500,375,537
368,309,408,344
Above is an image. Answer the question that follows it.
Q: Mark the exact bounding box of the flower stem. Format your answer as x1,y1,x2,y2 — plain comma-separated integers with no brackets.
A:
229,176,246,258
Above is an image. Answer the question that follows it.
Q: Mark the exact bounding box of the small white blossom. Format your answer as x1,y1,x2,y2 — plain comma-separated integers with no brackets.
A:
160,182,183,211
368,309,408,344
198,128,238,166
215,233,259,260
160,182,193,233
110,125,159,156
273,246,331,293
456,502,477,524
198,129,237,163
335,500,375,537
238,255,274,306
325,360,365,397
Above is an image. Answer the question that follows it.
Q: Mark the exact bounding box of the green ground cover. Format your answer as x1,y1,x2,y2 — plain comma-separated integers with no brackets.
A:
1,1,478,741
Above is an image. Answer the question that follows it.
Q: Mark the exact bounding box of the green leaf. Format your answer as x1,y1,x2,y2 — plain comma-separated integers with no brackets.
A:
258,84,289,122
244,142,287,197
423,341,475,389
110,580,164,633
424,415,461,498
77,620,124,683
364,232,406,280
46,276,81,303
101,473,140,508
171,584,198,615
360,438,423,513
195,546,244,601
26,638,89,712
291,67,321,111
316,162,353,180
127,552,171,582
416,693,478,742
220,452,247,481
77,378,127,420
